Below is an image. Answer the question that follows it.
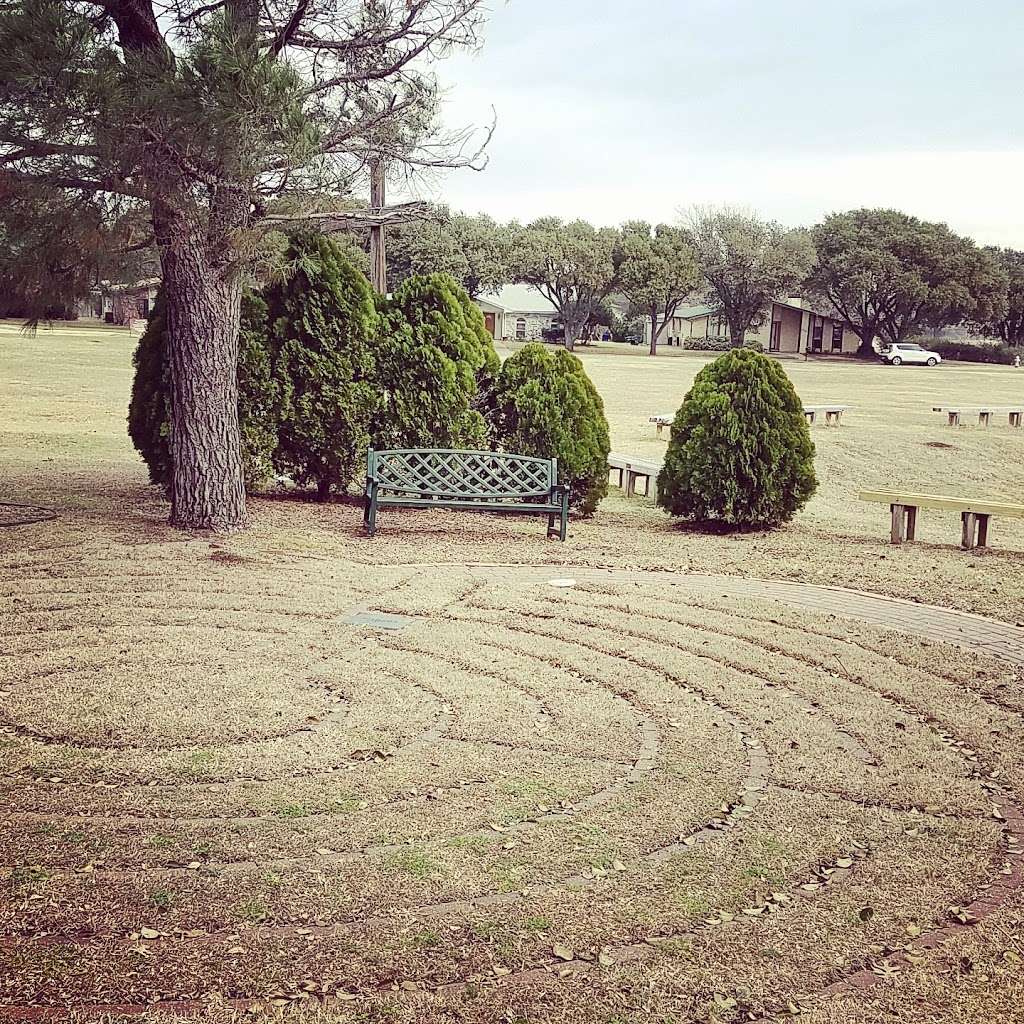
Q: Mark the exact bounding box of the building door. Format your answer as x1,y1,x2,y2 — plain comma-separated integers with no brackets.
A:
811,318,824,352
831,324,844,352
769,321,781,352
483,312,496,337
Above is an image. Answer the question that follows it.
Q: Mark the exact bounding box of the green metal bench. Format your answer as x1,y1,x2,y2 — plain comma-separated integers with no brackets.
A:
364,449,570,541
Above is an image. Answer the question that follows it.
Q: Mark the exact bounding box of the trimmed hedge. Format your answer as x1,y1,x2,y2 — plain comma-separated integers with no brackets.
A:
657,348,817,529
683,336,731,351
489,343,610,515
927,339,1019,365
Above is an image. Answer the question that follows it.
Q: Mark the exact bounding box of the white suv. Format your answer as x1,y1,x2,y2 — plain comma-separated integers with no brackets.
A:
880,342,942,367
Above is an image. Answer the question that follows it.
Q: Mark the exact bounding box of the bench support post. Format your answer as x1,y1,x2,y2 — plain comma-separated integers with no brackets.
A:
890,503,905,544
961,512,978,549
905,505,917,541
977,514,990,548
1010,412,1022,428
979,411,991,428
805,410,816,425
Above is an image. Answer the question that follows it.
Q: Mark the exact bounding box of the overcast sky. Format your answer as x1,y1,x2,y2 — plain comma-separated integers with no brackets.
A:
411,0,1024,245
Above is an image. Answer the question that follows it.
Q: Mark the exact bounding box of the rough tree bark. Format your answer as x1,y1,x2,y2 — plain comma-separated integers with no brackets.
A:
158,208,247,531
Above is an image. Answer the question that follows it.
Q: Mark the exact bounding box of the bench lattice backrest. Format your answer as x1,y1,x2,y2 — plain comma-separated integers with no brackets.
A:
370,449,556,501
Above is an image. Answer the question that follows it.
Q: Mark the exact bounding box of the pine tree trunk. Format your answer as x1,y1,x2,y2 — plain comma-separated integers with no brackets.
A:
161,233,247,532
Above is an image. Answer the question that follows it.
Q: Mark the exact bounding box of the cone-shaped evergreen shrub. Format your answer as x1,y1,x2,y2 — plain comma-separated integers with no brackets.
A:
656,348,816,528
490,343,610,515
372,273,499,450
128,292,171,487
264,234,379,499
128,290,276,491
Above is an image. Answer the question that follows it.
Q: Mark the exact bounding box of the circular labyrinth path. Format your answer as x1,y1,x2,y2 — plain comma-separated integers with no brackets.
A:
2,557,1024,1023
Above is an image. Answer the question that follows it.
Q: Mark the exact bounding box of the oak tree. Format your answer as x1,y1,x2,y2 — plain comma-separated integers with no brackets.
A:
387,209,509,298
510,217,619,352
965,247,1022,347
808,209,1004,355
617,221,701,356
687,207,814,347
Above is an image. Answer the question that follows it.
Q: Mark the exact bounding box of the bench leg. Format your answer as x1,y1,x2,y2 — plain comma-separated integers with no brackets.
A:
1010,412,1021,428
947,412,959,427
655,422,664,437
961,512,977,549
977,514,990,548
905,505,917,541
890,503,906,545
979,412,991,427
364,494,378,537
805,411,816,425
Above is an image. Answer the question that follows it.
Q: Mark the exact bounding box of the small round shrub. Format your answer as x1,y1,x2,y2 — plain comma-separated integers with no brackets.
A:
128,289,275,491
265,234,379,499
372,273,499,450
490,343,610,515
656,348,816,528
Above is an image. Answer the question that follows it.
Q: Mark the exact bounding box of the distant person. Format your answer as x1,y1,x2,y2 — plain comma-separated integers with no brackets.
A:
1014,353,1021,368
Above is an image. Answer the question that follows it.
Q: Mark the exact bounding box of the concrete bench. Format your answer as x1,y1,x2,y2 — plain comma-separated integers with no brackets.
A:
803,404,851,426
608,452,662,498
860,490,1024,550
932,405,1024,428
651,405,851,436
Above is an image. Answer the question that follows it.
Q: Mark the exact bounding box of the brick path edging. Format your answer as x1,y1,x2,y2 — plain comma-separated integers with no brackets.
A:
394,563,1024,666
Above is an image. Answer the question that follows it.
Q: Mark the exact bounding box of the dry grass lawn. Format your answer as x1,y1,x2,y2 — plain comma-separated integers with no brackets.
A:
2,321,1024,1023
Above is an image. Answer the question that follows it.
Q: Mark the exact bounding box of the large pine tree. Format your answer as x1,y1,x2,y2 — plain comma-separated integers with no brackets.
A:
0,0,488,530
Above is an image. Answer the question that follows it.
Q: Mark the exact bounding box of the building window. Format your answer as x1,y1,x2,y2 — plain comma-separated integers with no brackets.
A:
515,317,527,340
811,317,824,352
831,323,844,352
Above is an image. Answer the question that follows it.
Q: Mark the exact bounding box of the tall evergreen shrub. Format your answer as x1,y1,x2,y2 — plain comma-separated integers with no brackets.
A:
372,274,498,450
264,235,378,498
656,348,816,528
490,343,610,514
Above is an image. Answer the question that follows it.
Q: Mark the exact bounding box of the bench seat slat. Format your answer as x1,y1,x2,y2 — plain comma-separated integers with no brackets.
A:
860,491,1024,517
376,497,562,514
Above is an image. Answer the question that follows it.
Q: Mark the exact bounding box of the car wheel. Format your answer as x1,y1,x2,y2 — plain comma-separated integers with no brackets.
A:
927,357,937,366
891,356,902,366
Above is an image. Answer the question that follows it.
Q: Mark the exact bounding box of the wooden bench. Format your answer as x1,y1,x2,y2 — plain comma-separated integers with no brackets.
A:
364,449,569,541
932,405,1024,428
803,404,852,426
860,490,1024,549
649,414,672,437
608,452,662,498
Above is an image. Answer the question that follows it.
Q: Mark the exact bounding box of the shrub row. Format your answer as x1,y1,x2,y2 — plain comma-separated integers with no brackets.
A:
926,339,1020,364
682,335,731,351
129,235,610,514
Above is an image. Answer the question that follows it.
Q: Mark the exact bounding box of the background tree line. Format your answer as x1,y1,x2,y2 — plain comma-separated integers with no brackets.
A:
378,205,1024,358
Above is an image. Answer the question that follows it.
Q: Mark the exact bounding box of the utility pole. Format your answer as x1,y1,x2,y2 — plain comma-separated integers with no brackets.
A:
368,156,387,293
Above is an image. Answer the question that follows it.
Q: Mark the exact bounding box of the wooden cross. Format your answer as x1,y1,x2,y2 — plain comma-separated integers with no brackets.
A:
368,157,387,293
